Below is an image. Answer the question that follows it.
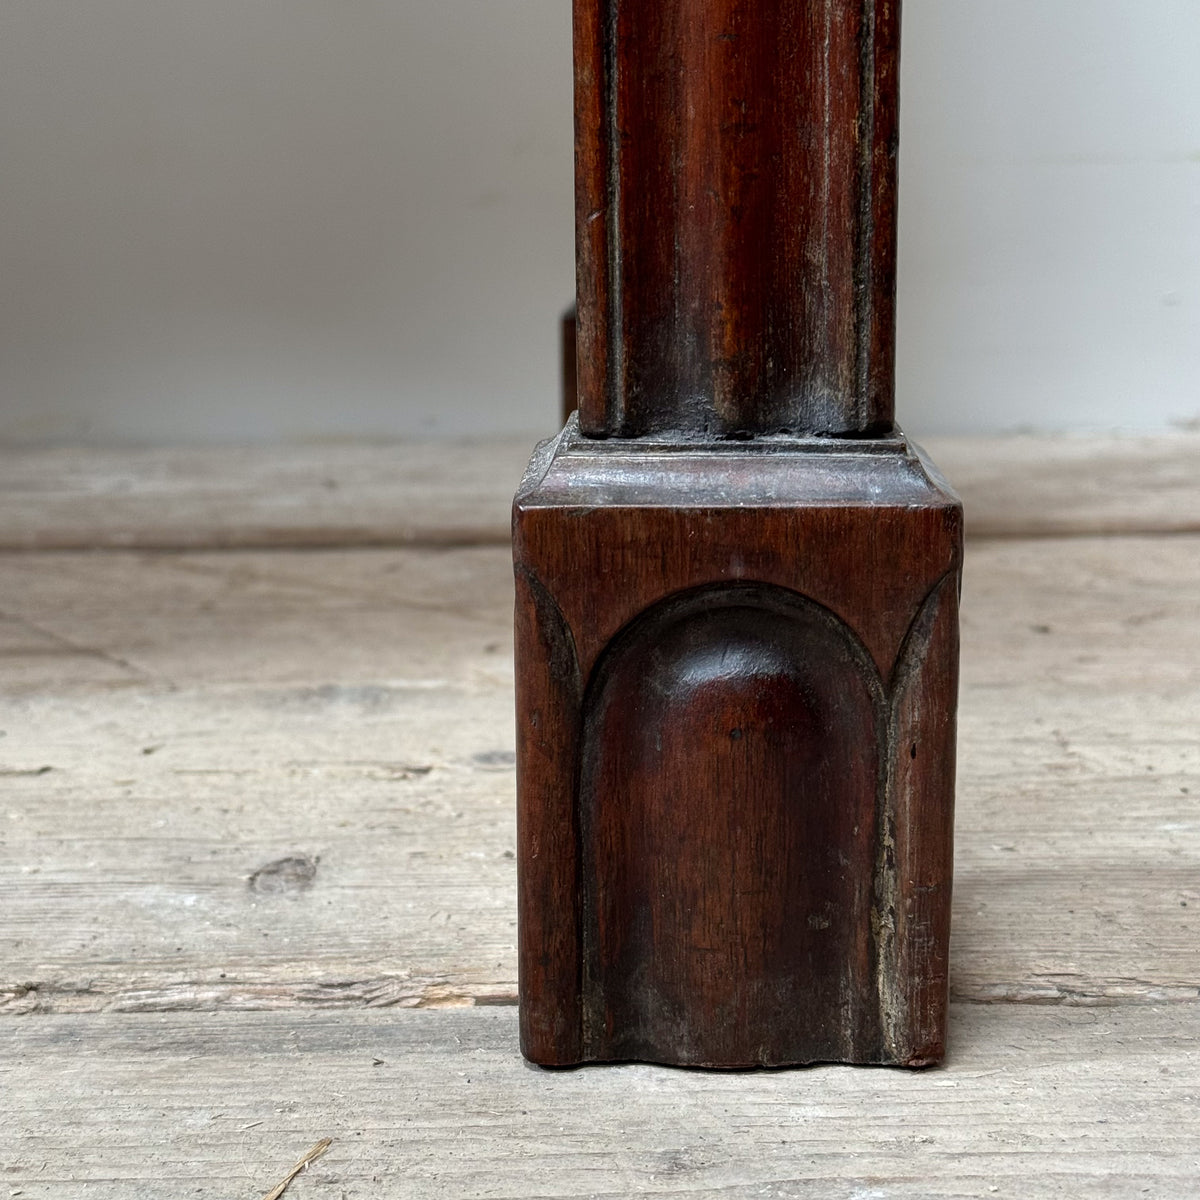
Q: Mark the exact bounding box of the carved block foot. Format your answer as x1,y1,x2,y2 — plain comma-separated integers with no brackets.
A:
514,420,962,1068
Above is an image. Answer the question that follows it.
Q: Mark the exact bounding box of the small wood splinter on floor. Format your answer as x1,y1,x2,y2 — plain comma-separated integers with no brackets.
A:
260,1138,332,1200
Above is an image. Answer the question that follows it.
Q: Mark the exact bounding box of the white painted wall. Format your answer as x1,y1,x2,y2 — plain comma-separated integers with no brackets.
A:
898,0,1200,435
0,1,1196,443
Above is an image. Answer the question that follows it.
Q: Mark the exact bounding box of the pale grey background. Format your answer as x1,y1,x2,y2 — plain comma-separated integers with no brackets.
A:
0,0,1196,444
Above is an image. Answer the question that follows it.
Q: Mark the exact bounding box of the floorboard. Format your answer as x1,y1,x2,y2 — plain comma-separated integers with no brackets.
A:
1,433,1197,549
1,536,1197,1016
4,1006,1199,1199
1,436,1198,1194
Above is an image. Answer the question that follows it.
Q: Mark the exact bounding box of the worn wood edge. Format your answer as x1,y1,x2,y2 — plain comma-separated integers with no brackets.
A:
6,976,1200,1018
0,433,1197,548
4,1005,1200,1199
0,977,518,1016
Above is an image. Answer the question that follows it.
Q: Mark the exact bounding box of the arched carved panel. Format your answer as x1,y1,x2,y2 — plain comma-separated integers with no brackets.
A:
579,585,887,1066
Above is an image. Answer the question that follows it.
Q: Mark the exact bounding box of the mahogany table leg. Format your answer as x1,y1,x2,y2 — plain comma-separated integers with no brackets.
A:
516,0,961,1068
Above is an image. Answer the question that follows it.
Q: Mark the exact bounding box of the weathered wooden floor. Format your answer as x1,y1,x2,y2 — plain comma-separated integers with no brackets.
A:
1,435,1198,1198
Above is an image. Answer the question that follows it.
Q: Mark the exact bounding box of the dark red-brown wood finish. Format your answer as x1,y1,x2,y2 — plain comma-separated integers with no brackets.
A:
575,0,899,438
516,0,961,1068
